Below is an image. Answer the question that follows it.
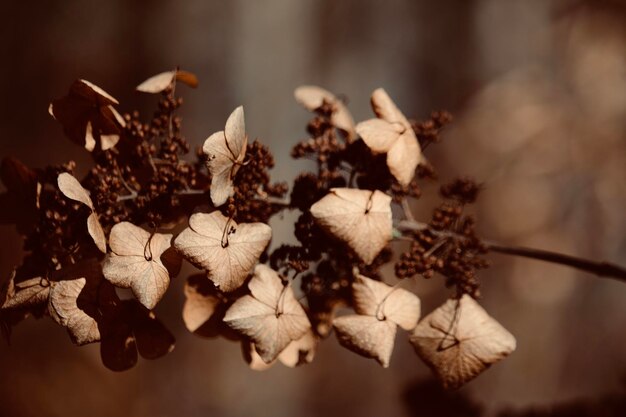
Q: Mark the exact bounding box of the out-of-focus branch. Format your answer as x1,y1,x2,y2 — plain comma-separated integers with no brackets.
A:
394,220,626,283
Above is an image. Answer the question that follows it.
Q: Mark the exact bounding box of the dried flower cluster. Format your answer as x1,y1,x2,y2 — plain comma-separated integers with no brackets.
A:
2,69,557,389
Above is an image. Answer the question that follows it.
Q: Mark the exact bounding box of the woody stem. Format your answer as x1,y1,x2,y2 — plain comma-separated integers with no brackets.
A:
394,220,626,283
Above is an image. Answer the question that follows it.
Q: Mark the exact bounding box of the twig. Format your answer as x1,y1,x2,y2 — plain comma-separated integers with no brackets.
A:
394,220,626,283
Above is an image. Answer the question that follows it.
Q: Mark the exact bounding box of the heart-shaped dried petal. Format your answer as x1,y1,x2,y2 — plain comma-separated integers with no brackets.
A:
310,188,392,264
174,211,271,292
224,265,311,363
410,294,516,389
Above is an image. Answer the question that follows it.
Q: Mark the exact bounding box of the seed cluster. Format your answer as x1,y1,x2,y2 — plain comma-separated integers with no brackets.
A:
395,180,489,297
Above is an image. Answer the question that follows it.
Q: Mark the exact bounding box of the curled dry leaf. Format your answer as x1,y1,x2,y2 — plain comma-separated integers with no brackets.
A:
57,173,107,253
243,330,318,371
224,264,311,363
203,106,247,206
294,85,357,142
136,69,199,93
333,274,420,367
310,188,392,264
410,294,516,389
174,211,272,292
103,222,181,310
356,88,422,186
1,277,51,310
49,79,125,151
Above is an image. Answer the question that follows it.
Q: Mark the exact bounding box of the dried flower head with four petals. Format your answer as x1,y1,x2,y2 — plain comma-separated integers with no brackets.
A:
224,264,311,363
310,188,392,264
410,294,516,389
103,222,181,310
356,88,423,186
49,79,125,151
333,273,420,367
174,211,272,292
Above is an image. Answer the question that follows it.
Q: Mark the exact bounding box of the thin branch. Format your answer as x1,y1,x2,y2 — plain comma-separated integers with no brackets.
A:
394,220,626,283
484,242,626,282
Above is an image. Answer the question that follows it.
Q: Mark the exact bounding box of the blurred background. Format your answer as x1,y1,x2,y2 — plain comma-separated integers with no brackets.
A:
1,0,625,416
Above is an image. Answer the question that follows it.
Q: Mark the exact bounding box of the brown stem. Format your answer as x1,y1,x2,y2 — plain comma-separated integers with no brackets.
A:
394,220,626,283
484,242,626,282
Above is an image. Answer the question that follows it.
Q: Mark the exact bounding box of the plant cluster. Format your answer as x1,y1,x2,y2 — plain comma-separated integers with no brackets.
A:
1,70,624,388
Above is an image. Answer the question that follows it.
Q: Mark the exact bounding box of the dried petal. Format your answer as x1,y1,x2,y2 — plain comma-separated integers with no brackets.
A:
242,342,275,371
352,274,420,330
174,211,271,292
224,265,311,363
182,275,221,332
57,172,94,209
136,71,176,93
103,222,178,309
277,329,317,368
332,274,420,367
1,277,50,310
310,188,392,264
334,315,397,367
203,106,247,206
136,70,199,93
48,278,100,345
87,212,107,253
294,85,356,141
410,295,517,389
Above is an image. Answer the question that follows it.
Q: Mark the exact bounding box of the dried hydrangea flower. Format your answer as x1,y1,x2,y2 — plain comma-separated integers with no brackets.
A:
49,79,125,151
102,222,181,310
294,85,357,141
310,188,392,264
410,294,516,389
136,69,199,93
203,106,247,206
356,88,423,186
57,172,107,253
224,264,311,363
333,273,420,367
174,211,272,292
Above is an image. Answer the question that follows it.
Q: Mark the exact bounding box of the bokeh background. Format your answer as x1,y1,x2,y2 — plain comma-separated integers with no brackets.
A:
1,0,625,416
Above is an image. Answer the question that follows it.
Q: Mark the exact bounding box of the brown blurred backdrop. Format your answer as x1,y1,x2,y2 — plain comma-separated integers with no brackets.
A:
1,1,625,416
